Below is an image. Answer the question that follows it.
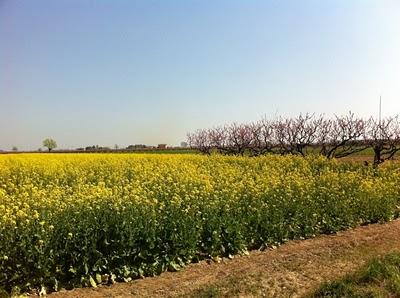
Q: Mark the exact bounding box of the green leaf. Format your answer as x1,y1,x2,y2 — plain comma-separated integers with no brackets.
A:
89,276,97,288
53,278,59,291
110,274,117,284
95,273,102,284
168,261,181,272
69,267,77,274
39,285,47,296
138,267,145,278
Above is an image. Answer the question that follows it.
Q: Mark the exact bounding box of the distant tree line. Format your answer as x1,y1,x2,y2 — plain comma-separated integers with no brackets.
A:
3,141,190,154
187,112,400,166
77,144,156,151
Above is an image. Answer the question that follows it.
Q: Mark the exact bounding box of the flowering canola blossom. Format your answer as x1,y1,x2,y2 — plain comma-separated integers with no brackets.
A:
0,153,399,293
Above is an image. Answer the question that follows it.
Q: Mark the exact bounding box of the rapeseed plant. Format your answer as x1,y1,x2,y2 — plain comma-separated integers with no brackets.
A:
0,153,399,293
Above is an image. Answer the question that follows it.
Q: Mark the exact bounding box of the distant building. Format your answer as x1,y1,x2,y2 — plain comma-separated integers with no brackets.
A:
180,142,188,148
157,144,167,149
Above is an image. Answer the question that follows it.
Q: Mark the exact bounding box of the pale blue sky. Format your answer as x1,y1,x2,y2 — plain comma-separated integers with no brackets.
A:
1,0,399,150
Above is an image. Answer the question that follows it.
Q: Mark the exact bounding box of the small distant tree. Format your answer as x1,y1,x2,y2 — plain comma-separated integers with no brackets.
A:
114,144,119,150
12,146,18,152
43,138,57,152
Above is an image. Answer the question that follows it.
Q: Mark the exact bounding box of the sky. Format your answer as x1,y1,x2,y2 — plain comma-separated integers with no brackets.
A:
0,0,399,150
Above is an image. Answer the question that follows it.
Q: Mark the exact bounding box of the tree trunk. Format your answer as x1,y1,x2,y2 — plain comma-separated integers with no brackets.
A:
373,147,381,167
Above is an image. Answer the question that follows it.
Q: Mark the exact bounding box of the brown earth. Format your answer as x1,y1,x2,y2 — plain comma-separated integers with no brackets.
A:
47,219,400,298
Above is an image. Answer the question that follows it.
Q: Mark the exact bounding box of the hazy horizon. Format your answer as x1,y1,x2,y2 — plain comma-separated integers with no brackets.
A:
1,0,399,151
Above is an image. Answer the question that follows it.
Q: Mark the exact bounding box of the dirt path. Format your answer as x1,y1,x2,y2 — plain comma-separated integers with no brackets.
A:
50,220,400,298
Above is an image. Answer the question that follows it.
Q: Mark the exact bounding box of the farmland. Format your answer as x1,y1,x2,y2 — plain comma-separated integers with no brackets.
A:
1,153,400,295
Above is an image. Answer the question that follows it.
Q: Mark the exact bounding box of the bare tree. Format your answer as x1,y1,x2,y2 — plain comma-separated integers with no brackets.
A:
318,112,368,158
225,123,253,155
316,118,333,156
271,114,322,156
291,114,322,156
272,117,292,154
187,129,212,154
366,116,400,166
186,111,400,164
248,119,276,156
208,126,228,153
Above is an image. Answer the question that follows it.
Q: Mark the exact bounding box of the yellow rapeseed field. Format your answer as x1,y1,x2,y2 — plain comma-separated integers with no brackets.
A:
0,153,399,294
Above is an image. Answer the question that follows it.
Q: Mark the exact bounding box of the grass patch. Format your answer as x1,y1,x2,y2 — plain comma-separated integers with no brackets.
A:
185,273,262,298
311,251,400,297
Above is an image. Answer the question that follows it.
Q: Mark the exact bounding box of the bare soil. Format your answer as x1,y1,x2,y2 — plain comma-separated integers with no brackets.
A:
49,219,400,298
